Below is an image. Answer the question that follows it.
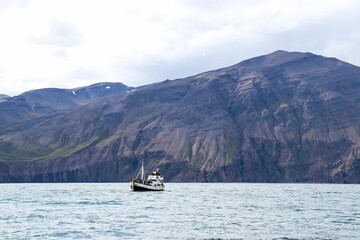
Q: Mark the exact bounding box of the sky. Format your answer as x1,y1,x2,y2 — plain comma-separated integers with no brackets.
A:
1,0,360,96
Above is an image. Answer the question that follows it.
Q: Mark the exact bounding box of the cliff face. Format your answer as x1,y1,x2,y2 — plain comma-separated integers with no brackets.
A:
1,51,360,183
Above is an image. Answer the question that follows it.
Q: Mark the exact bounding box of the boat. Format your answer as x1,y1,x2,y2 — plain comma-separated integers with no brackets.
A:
130,161,165,191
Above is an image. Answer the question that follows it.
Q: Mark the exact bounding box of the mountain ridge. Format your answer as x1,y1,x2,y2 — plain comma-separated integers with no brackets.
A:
0,82,133,125
1,51,359,183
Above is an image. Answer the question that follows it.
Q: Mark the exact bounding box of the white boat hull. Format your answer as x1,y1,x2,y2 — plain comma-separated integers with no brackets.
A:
130,181,164,191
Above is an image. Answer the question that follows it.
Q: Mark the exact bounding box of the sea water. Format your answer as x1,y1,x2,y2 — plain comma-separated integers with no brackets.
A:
0,183,359,239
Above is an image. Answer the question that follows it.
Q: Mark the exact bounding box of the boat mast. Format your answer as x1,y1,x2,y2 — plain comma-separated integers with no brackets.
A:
135,161,145,180
141,161,145,180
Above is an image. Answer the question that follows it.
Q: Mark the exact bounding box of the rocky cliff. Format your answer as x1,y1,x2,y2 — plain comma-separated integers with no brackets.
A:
0,51,359,183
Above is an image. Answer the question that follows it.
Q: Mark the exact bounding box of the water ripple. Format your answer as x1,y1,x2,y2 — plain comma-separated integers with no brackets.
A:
0,183,360,239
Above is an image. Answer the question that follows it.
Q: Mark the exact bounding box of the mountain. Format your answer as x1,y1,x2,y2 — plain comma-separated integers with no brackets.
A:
0,50,359,183
0,82,133,125
0,94,10,104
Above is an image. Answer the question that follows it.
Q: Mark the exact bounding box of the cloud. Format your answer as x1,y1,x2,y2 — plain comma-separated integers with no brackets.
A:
1,0,360,96
0,0,28,11
71,68,103,81
34,20,83,48
104,0,360,86
52,49,69,59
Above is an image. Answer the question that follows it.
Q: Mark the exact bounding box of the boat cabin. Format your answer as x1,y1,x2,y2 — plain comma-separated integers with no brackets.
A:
148,171,163,183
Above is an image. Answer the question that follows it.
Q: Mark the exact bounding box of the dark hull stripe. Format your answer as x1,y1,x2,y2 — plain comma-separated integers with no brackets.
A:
131,183,164,191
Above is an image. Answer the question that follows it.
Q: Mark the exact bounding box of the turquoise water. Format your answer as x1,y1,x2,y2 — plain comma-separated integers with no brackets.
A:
0,183,359,239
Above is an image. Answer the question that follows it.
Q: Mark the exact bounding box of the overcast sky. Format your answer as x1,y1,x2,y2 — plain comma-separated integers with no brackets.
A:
1,0,360,96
